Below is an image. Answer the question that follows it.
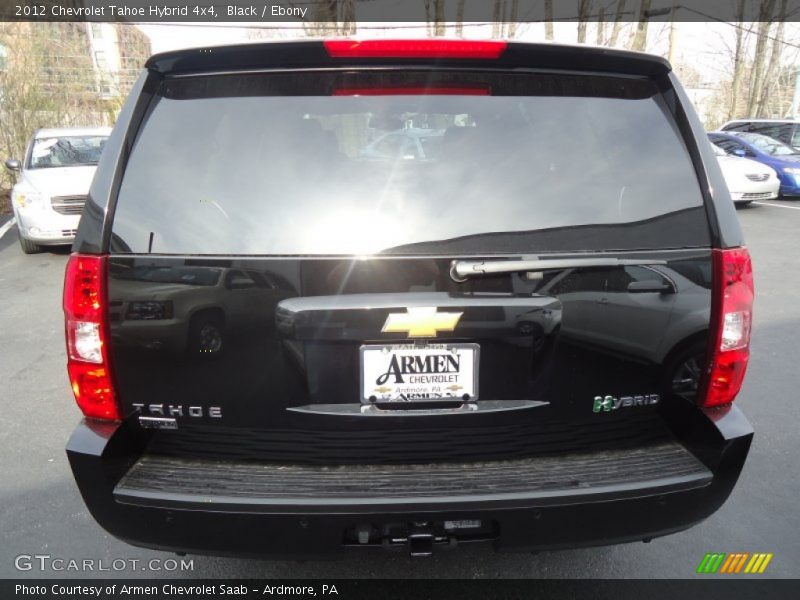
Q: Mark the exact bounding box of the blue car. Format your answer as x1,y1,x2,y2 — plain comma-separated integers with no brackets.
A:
709,131,800,197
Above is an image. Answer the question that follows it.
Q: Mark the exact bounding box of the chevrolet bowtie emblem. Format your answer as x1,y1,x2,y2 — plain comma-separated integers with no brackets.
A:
381,307,463,338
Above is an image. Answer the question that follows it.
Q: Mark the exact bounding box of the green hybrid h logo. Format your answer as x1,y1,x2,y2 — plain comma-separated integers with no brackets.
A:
593,396,614,413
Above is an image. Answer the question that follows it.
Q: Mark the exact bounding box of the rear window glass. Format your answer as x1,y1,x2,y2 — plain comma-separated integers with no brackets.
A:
111,71,709,255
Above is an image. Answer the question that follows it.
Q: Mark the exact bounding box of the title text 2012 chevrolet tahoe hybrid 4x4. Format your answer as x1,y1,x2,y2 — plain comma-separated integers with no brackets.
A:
64,40,753,558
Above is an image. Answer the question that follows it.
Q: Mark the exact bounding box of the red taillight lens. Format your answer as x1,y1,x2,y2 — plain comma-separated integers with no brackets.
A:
333,87,490,96
324,39,508,60
63,254,120,421
700,247,754,407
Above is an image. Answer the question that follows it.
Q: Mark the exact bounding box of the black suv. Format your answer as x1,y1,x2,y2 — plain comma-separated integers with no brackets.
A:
64,40,753,558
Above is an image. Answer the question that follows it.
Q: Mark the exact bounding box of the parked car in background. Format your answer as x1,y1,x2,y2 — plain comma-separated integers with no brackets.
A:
720,119,800,151
708,131,800,197
710,142,779,206
108,264,295,356
4,127,111,253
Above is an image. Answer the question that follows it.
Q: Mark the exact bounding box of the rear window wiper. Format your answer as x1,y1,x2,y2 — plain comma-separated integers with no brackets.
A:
450,256,667,282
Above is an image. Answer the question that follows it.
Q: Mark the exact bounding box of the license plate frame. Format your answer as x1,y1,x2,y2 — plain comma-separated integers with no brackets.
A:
359,343,480,405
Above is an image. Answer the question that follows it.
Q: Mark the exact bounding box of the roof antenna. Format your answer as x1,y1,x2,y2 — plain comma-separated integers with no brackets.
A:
148,232,154,254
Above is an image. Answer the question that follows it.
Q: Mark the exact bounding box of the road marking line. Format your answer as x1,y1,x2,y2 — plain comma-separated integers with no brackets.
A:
0,217,16,240
752,201,800,210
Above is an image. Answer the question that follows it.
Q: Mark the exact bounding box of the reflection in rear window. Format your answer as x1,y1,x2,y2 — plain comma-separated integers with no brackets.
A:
111,72,708,255
115,266,221,286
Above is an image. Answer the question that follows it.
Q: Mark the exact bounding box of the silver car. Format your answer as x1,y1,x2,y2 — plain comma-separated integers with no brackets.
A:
5,127,110,253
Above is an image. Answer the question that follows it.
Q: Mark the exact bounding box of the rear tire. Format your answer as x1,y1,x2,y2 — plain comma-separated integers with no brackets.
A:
17,231,42,254
187,312,225,358
663,340,706,402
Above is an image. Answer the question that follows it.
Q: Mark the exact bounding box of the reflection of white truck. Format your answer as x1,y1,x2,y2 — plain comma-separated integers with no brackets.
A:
109,265,291,356
4,127,110,253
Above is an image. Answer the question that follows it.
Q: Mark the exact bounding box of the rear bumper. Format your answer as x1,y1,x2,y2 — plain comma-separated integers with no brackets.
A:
66,403,752,558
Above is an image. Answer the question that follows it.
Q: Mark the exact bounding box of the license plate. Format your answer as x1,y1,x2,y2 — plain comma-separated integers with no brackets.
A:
360,343,479,404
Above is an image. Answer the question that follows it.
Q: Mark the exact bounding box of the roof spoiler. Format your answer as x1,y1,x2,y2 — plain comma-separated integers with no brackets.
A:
145,40,672,78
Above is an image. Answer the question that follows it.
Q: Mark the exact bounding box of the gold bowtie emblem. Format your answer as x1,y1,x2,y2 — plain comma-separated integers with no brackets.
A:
381,306,463,338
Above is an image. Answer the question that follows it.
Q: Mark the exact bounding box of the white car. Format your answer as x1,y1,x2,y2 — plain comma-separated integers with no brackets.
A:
712,142,779,206
4,127,110,253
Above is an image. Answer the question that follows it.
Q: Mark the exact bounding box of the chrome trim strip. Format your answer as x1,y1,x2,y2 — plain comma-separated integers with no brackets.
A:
287,399,548,417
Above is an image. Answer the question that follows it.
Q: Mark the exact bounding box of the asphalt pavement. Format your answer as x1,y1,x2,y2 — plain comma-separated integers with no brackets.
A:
0,202,798,579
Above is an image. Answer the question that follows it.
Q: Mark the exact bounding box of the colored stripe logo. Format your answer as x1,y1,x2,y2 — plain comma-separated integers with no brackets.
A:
697,552,773,574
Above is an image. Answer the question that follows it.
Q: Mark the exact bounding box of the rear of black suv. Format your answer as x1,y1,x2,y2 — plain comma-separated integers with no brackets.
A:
64,40,753,557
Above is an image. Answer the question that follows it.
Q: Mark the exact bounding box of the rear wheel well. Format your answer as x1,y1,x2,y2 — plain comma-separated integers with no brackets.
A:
661,331,709,401
189,307,225,327
662,331,708,369
187,308,226,357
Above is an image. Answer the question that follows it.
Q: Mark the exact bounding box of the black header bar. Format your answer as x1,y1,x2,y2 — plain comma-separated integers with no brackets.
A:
4,0,800,23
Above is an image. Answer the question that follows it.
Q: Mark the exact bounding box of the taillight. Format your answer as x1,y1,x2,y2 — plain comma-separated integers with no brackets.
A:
324,39,507,60
333,87,490,96
700,247,754,407
63,254,120,421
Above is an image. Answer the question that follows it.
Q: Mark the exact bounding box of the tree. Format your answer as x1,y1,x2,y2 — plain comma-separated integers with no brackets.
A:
544,0,554,40
746,0,777,116
455,0,466,37
757,0,787,116
596,5,606,46
728,0,751,119
577,0,592,44
0,23,99,193
490,1,521,39
433,0,446,36
608,0,627,47
300,0,356,36
631,0,652,51
424,0,446,36
492,1,502,38
507,0,520,38
340,0,356,35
